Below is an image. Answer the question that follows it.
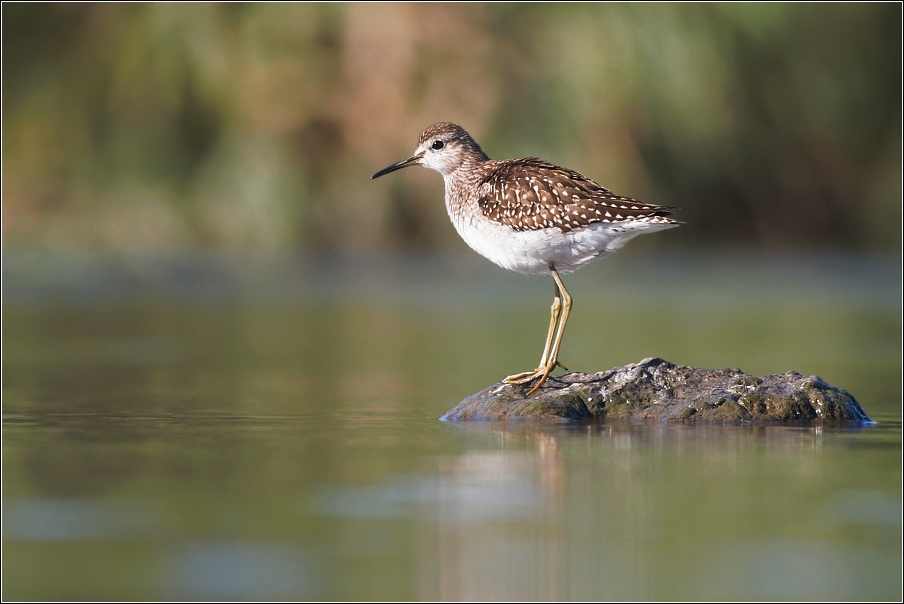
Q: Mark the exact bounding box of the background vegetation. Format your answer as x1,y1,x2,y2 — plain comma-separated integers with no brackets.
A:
2,3,900,252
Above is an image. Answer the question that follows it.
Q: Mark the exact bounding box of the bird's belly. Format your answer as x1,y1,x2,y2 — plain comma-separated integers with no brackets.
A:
454,218,677,275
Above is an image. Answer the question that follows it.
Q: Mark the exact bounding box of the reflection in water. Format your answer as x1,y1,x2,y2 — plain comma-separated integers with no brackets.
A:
165,542,312,600
2,498,165,541
2,252,900,600
2,412,900,600
429,434,567,601
313,439,567,599
314,454,544,522
307,421,901,601
703,540,896,600
824,489,903,525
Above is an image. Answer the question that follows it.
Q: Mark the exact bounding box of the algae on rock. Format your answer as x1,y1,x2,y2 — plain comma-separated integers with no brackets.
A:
442,358,871,423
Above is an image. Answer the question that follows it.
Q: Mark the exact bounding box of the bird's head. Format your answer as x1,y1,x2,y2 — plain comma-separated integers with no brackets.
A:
372,122,488,179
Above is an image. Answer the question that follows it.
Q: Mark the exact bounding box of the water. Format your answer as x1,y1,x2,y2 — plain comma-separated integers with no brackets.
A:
3,250,901,600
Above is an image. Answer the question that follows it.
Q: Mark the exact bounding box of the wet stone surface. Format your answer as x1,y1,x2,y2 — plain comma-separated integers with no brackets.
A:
443,358,872,423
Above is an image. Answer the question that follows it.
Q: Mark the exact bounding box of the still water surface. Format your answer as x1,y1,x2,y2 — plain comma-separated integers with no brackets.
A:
3,251,901,600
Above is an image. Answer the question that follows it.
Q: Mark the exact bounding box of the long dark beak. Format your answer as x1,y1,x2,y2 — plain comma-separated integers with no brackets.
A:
371,155,421,179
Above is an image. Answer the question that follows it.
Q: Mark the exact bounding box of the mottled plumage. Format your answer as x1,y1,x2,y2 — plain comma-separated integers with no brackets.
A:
372,122,680,394
476,157,676,232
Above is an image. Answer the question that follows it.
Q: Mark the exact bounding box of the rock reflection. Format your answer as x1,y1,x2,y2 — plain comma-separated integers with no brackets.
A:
442,419,875,450
412,420,891,600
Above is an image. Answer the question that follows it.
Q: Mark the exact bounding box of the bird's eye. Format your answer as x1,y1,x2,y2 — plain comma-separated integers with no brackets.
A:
432,140,445,150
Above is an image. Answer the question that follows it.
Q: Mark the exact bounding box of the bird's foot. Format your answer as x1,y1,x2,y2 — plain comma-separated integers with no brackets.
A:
503,361,568,383
503,361,568,395
503,369,543,384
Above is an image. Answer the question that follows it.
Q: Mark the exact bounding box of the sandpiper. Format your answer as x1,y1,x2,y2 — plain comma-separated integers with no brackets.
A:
372,122,680,395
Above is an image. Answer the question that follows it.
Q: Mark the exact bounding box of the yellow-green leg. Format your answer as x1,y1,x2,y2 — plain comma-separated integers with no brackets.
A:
503,268,572,394
504,289,560,383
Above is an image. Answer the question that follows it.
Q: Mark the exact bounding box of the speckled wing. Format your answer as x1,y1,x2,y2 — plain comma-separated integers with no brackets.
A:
476,158,677,233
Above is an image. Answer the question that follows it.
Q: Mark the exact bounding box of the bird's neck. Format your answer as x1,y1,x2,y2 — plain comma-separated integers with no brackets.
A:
444,152,491,190
443,156,493,223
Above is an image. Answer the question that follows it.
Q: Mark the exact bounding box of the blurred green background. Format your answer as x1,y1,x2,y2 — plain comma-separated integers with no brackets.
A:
3,6,901,601
3,2,901,252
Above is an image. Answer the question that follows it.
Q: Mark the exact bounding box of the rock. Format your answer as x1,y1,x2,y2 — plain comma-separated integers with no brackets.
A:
442,358,872,423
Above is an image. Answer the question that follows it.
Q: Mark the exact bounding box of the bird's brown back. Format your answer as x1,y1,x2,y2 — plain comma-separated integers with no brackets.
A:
475,158,677,233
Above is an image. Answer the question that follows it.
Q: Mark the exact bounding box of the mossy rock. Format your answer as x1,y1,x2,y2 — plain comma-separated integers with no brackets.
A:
442,358,872,424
